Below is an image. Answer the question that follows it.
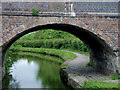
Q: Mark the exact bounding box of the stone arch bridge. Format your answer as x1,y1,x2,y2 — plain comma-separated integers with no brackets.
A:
0,2,120,80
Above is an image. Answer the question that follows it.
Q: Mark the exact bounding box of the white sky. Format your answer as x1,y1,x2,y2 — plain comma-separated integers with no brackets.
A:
1,0,120,2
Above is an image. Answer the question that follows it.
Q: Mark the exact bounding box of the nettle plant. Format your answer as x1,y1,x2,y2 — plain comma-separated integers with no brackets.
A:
32,8,39,16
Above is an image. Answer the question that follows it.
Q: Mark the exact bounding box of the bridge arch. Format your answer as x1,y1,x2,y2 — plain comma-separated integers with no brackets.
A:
2,23,117,75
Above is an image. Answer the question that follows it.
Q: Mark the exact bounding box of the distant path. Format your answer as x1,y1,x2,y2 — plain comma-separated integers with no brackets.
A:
61,50,119,86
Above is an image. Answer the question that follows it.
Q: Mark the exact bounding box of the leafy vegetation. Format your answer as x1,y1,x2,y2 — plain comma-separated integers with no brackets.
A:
5,50,18,74
32,8,39,16
19,30,75,40
5,29,88,75
5,29,118,89
110,73,120,80
77,80,119,89
12,30,89,54
5,29,89,88
13,39,88,53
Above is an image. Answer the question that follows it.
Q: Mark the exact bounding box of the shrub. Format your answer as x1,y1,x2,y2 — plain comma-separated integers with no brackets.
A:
32,8,39,16
111,73,120,80
12,38,89,53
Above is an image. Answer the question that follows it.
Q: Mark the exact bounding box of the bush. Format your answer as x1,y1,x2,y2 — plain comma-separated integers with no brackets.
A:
111,73,120,80
32,8,39,16
20,30,76,40
13,38,89,53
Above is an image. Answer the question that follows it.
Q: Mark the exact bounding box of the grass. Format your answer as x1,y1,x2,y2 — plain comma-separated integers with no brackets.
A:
110,73,120,80
60,64,68,69
9,47,77,61
60,48,89,56
77,80,119,89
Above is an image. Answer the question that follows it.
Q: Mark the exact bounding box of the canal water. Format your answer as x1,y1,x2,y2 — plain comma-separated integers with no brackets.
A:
3,53,68,89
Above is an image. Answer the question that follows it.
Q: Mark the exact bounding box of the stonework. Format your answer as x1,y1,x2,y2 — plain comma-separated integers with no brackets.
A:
1,16,119,49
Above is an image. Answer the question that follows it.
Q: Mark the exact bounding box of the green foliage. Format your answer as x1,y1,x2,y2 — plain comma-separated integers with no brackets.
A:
15,29,89,54
13,38,89,53
86,62,91,67
77,80,119,89
5,50,18,73
32,8,39,16
110,73,120,80
5,56,13,73
20,30,76,40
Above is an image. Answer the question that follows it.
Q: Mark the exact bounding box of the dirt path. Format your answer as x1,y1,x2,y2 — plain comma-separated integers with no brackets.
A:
61,50,119,86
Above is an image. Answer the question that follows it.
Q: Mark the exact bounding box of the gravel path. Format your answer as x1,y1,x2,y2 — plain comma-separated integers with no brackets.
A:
62,50,119,85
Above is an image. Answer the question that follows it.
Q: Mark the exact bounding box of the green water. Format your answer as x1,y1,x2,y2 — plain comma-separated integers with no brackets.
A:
3,53,69,89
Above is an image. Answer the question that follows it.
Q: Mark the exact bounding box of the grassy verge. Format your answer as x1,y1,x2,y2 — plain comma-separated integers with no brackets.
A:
77,80,119,89
5,47,77,74
110,73,120,80
13,38,89,54
9,47,77,61
60,48,89,56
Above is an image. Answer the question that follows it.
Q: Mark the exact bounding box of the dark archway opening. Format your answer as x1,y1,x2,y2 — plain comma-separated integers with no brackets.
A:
2,23,117,75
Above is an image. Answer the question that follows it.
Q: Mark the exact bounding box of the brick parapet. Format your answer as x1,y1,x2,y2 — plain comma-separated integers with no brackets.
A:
2,2,118,14
1,15,119,50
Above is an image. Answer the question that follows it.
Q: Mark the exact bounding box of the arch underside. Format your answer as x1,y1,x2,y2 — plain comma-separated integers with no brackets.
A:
1,23,118,74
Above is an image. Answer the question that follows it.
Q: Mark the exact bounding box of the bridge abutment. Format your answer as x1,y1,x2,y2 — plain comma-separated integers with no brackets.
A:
116,48,120,74
89,48,118,75
0,46,6,89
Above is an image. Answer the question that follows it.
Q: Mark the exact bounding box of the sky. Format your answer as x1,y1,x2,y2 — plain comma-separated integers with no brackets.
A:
1,0,120,2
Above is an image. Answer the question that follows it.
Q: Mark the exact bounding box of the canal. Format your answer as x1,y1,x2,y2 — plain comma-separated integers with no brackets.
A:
3,52,69,89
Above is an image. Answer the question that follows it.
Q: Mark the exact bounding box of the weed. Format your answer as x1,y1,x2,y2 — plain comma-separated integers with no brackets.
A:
110,73,120,80
32,8,39,16
86,62,91,67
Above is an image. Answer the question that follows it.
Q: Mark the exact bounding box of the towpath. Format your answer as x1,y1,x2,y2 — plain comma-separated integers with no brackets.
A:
61,50,119,86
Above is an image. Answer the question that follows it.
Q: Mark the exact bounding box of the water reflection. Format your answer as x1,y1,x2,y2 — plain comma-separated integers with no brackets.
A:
3,54,66,88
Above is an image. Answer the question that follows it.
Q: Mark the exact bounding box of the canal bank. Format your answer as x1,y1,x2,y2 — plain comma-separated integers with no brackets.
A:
3,47,77,89
3,47,120,89
60,51,120,89
3,54,67,88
